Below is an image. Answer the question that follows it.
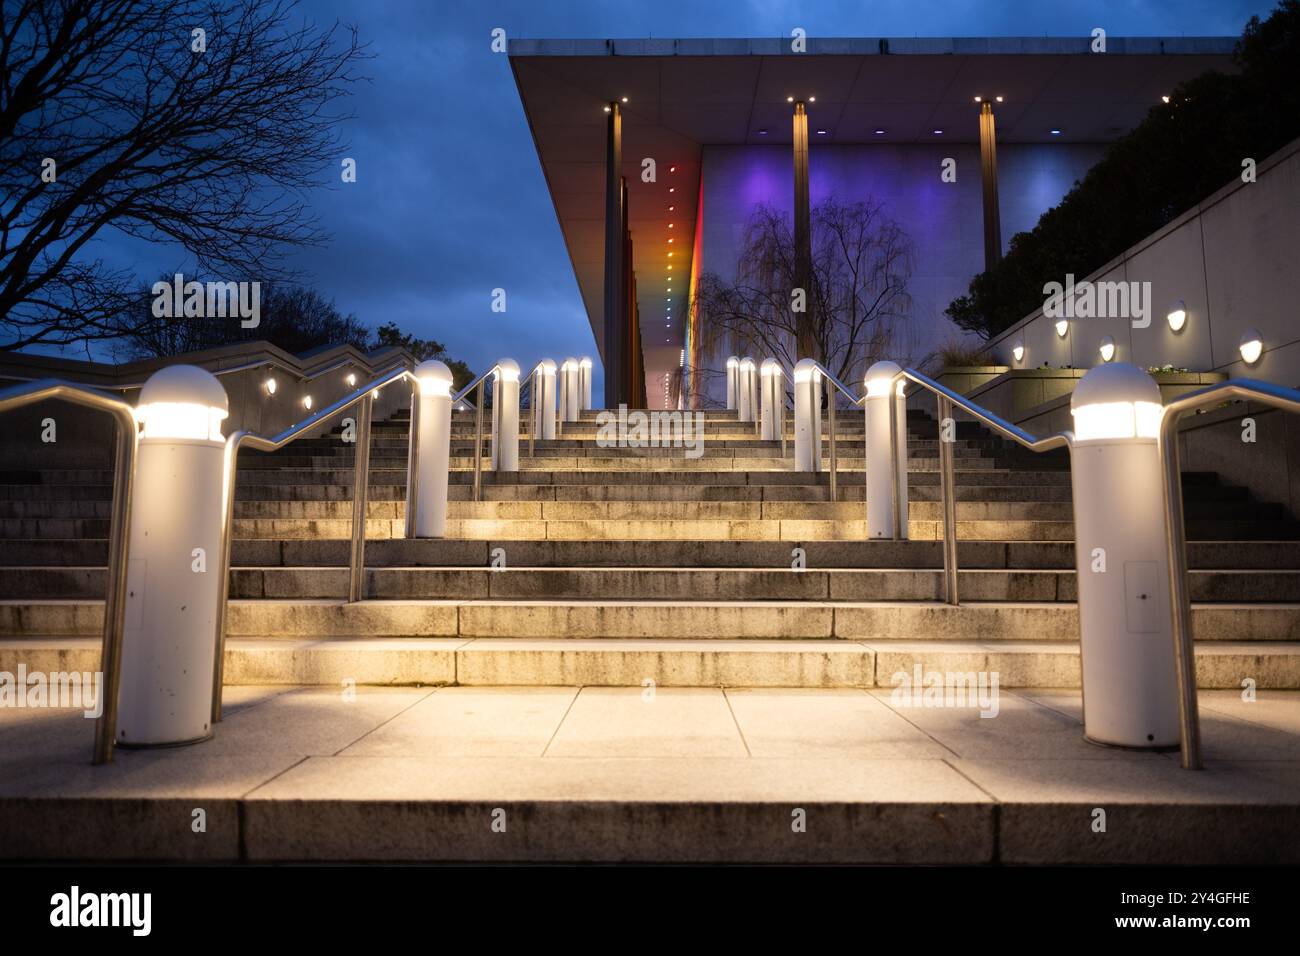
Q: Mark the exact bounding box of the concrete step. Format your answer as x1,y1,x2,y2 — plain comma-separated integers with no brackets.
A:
11,513,1287,542
1,634,1296,689
5,537,1299,569
5,684,1296,864
8,565,1299,602
4,598,1296,646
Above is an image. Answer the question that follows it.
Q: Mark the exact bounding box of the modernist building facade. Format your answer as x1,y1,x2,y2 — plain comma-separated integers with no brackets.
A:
509,36,1237,408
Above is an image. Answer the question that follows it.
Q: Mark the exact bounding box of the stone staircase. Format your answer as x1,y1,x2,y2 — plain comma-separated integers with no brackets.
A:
2,407,1299,691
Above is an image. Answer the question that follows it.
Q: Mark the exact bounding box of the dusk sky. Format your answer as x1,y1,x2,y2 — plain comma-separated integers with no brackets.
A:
87,0,1276,386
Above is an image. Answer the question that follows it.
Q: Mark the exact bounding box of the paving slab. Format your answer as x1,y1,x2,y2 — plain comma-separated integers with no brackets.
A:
340,686,578,757
725,687,951,759
545,687,746,757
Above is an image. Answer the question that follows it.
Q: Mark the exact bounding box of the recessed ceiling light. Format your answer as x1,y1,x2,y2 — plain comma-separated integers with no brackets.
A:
758,128,768,135
816,129,827,135
874,128,886,135
932,129,943,135
1050,129,1062,135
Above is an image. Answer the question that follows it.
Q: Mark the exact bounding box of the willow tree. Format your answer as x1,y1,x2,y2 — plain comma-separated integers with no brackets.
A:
694,196,915,394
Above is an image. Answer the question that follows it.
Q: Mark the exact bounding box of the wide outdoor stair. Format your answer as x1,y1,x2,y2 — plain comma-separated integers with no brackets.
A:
2,406,1298,689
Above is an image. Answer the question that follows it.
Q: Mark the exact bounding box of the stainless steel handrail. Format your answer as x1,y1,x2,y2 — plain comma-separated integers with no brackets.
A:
522,361,550,459
452,364,504,503
211,364,419,722
1158,378,1300,771
105,356,409,392
887,368,1073,606
805,360,864,502
0,379,138,765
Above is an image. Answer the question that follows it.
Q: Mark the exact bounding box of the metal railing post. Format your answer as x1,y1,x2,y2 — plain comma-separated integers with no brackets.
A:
95,416,136,763
888,389,903,540
1159,420,1200,769
404,386,421,538
780,393,787,460
348,393,373,603
212,431,244,724
827,390,838,502
473,378,485,502
529,369,537,458
937,395,959,605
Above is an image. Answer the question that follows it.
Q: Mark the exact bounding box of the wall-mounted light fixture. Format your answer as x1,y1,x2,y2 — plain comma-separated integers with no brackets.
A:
345,373,356,387
303,395,313,410
1055,319,1069,338
1012,341,1025,363
1167,300,1187,332
264,377,277,395
1239,329,1264,365
1099,335,1116,363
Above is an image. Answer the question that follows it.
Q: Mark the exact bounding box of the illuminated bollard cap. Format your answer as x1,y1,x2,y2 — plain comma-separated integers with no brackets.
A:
760,358,781,377
415,359,454,397
739,356,756,371
579,356,593,369
793,357,818,383
864,360,904,398
497,358,520,382
136,364,228,442
726,356,739,368
562,357,578,371
540,358,557,375
1070,362,1162,443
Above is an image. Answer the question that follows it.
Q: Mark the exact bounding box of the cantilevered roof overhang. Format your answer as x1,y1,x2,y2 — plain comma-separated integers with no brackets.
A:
508,37,1237,397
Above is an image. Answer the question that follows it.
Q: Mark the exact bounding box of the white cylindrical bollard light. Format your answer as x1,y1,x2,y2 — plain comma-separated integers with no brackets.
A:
1069,363,1178,748
557,360,570,424
536,359,557,440
792,358,820,472
864,361,908,539
118,365,229,746
562,357,580,423
411,359,454,538
759,359,782,441
492,358,520,472
737,357,755,423
726,356,739,411
579,356,593,410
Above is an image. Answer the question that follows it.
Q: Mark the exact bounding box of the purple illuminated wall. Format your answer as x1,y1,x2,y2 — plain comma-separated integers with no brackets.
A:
698,142,1104,397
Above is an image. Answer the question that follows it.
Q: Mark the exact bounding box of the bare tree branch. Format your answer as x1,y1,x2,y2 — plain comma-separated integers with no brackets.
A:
0,0,368,350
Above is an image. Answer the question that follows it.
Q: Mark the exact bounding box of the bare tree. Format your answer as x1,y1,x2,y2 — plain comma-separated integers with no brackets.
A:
694,196,916,392
0,0,366,351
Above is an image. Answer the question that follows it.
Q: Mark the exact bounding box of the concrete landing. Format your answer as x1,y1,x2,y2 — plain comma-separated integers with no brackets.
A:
1,686,1297,864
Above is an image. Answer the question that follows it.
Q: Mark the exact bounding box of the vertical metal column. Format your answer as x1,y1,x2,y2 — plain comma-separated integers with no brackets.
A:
792,100,813,360
603,102,624,409
979,101,1002,271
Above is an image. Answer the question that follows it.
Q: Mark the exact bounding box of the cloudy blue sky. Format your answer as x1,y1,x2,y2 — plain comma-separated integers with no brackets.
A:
85,0,1277,385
